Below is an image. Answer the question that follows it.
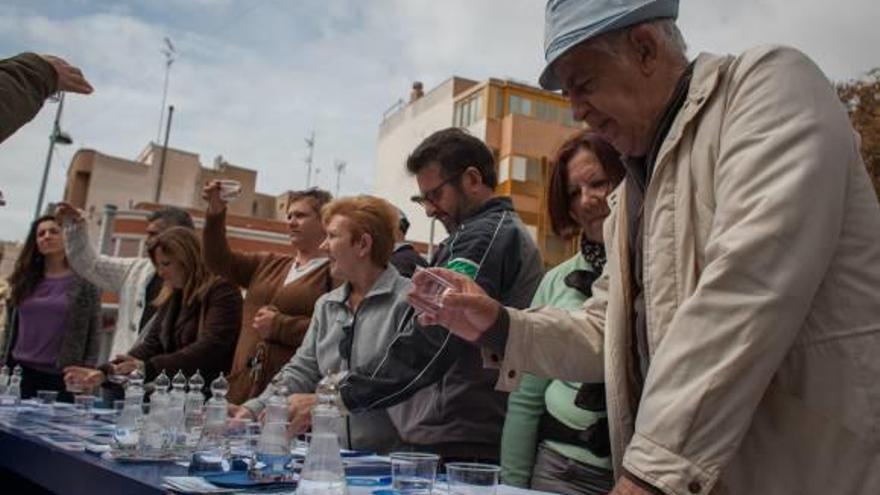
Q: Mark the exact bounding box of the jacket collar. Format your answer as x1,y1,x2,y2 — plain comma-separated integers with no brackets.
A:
324,264,401,305
458,196,514,226
651,52,731,180
438,196,515,246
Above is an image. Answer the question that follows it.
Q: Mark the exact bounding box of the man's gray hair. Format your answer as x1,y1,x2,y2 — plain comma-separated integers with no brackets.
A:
654,18,687,57
593,18,688,63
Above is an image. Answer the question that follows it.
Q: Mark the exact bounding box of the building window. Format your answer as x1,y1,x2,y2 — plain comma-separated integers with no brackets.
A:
112,236,144,257
454,91,485,128
509,94,532,116
491,87,504,119
526,157,542,183
498,157,510,183
509,156,542,184
560,108,580,128
511,156,527,181
535,100,557,122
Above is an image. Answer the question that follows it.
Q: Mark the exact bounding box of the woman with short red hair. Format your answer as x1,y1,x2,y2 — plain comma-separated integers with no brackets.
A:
232,195,413,454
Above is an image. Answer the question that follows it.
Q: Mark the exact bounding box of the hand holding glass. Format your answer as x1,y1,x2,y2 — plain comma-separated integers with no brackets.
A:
410,266,456,316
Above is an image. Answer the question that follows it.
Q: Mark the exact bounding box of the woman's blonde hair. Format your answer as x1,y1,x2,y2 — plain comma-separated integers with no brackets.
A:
147,226,216,307
321,195,398,267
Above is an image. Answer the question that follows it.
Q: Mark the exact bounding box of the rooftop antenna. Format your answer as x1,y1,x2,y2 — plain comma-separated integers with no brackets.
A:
333,160,346,196
157,36,176,143
304,129,315,187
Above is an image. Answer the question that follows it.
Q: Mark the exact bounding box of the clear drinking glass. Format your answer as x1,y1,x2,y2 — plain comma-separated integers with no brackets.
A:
217,179,242,202
446,463,501,495
65,380,85,394
413,266,455,315
37,390,59,409
74,395,96,417
226,418,260,469
390,452,440,495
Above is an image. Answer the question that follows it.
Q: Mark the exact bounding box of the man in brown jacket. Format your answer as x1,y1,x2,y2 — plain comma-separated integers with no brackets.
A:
411,1,880,494
201,182,337,404
0,52,92,143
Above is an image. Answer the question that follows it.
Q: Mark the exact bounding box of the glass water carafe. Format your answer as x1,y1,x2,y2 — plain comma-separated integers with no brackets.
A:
297,375,348,495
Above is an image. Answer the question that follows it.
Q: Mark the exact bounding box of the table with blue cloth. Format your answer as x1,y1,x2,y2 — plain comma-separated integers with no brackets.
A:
0,400,188,494
0,401,554,495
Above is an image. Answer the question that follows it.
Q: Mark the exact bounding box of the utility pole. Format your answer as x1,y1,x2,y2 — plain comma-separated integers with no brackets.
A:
157,37,176,143
35,93,72,220
154,105,174,203
304,130,315,188
334,160,346,197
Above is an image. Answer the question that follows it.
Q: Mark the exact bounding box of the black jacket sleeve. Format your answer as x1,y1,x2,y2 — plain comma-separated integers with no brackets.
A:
340,310,460,412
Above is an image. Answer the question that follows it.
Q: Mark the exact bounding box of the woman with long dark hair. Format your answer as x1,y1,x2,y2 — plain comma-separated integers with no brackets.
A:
1,215,101,401
500,130,625,495
64,227,242,388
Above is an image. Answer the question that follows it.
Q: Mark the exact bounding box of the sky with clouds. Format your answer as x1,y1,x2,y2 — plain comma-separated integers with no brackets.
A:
1,0,878,241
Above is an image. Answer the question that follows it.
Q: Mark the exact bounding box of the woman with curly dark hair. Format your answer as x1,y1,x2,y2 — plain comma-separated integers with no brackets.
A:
1,215,101,401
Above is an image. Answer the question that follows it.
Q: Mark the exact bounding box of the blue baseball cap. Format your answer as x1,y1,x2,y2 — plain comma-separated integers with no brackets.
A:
539,0,680,90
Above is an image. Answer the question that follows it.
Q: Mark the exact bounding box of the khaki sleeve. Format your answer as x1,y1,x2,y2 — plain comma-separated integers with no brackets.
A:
487,264,608,392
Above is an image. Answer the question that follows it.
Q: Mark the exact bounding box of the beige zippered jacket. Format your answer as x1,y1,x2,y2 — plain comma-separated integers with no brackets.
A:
490,45,880,495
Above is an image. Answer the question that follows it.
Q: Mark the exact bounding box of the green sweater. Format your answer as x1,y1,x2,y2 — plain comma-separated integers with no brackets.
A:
500,253,611,487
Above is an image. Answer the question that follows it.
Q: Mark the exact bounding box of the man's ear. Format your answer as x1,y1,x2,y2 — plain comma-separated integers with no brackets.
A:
627,24,661,76
463,166,483,191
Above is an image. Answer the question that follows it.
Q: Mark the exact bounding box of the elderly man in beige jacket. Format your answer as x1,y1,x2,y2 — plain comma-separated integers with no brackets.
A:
409,1,880,495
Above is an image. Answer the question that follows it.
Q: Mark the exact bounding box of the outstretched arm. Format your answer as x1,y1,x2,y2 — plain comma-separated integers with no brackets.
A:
0,53,92,143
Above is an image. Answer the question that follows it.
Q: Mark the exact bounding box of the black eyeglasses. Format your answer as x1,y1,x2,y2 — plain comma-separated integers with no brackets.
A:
410,173,463,208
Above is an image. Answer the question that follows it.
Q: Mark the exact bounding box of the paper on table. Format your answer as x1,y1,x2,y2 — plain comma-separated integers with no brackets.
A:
162,476,236,494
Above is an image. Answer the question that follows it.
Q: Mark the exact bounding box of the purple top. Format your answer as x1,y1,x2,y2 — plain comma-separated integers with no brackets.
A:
12,274,74,372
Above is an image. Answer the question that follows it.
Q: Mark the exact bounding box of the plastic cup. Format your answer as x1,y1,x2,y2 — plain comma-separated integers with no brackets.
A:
446,463,501,495
106,374,128,385
37,390,58,406
65,379,85,394
390,452,440,495
217,179,242,202
413,266,455,314
294,431,312,451
74,395,96,417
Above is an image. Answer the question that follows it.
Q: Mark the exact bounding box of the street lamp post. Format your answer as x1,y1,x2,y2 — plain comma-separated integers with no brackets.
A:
34,93,73,220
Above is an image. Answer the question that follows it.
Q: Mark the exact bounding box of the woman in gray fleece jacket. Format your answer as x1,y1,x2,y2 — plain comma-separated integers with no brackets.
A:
231,195,412,454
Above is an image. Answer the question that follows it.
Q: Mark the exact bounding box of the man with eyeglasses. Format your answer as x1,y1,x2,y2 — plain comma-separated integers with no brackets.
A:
335,127,544,462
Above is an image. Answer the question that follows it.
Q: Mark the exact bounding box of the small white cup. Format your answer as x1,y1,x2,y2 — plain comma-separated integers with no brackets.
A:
217,179,242,202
